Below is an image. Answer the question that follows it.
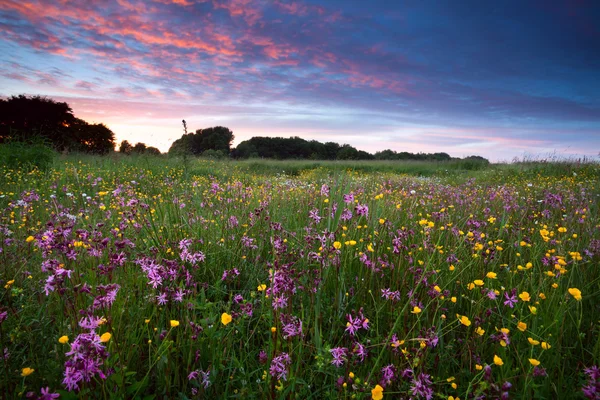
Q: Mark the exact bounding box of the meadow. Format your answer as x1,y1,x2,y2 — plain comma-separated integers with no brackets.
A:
0,155,599,399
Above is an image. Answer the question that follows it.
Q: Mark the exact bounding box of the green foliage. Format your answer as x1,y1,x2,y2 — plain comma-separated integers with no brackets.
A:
1,155,598,399
0,136,55,172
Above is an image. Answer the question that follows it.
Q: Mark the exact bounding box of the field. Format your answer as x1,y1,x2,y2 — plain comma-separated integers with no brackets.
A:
1,155,599,399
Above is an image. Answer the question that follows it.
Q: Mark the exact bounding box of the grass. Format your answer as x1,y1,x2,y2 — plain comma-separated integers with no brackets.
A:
0,154,599,399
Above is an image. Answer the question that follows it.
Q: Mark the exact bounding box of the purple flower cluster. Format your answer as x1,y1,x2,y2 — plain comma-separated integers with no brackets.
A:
582,365,600,399
63,329,110,391
270,353,291,381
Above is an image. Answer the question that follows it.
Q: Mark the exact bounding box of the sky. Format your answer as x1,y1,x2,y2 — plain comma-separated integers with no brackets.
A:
1,0,599,161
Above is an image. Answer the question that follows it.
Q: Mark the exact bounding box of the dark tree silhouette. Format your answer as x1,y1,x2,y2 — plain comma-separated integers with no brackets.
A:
168,126,234,156
132,142,147,154
119,140,133,154
0,95,115,153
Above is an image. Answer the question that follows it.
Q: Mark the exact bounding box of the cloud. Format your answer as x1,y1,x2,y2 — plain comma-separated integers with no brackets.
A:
0,0,598,160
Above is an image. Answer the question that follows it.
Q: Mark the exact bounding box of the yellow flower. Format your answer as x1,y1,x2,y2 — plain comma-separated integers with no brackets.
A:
257,284,267,291
371,384,384,400
517,322,527,332
519,292,531,302
100,332,112,342
475,327,485,336
433,285,441,293
528,337,540,345
458,315,471,327
493,355,503,366
475,364,483,370
379,218,385,224
170,320,180,328
25,236,35,243
568,288,582,301
349,372,355,379
21,367,34,377
474,280,484,286
541,342,551,350
221,313,232,326
333,241,342,250
451,296,457,303
145,319,150,324
412,306,422,314
529,306,537,315
529,358,540,366
558,227,567,233
58,335,69,344
486,272,497,279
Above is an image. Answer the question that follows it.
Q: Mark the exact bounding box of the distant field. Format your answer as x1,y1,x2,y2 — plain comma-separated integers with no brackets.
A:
0,155,599,399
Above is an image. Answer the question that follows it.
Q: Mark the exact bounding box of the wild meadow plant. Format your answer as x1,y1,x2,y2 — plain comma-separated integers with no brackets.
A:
0,156,598,399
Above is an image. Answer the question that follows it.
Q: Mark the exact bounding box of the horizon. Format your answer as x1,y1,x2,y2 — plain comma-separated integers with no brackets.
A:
1,0,599,162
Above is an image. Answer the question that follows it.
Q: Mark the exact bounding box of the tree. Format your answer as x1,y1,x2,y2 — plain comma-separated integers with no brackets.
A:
145,146,161,155
168,126,234,156
0,95,115,153
119,140,133,154
0,95,75,149
71,120,115,154
132,142,147,154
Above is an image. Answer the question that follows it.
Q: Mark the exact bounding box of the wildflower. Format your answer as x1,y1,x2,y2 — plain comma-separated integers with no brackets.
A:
26,236,35,243
529,359,541,366
504,289,518,308
410,373,433,400
474,279,484,286
529,306,537,314
458,315,471,327
412,306,422,314
100,332,111,342
39,387,60,399
380,364,396,386
519,292,531,302
494,355,504,366
528,337,540,345
486,272,497,279
541,342,551,350
221,313,232,326
568,288,582,301
21,367,34,377
476,327,485,336
170,320,180,328
333,241,342,250
330,347,348,367
371,384,384,400
270,353,291,381
59,335,69,344
517,322,527,332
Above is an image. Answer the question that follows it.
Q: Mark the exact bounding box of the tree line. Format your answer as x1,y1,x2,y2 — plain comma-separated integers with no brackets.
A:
167,125,487,162
1,95,489,163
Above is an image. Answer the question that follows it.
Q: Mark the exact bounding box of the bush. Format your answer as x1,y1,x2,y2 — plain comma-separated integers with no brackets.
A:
0,137,55,172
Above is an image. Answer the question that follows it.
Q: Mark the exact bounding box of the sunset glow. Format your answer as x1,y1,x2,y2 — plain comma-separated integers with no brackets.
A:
1,0,599,160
